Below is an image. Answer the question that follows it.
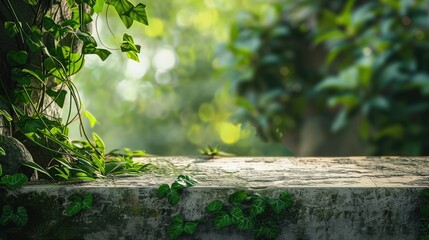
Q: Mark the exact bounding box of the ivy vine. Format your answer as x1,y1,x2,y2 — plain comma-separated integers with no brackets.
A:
0,0,151,180
157,176,293,240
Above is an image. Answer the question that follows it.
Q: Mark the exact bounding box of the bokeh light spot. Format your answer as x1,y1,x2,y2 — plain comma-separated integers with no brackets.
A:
144,18,164,37
198,103,215,122
216,122,241,144
187,124,203,144
125,55,150,79
153,48,176,72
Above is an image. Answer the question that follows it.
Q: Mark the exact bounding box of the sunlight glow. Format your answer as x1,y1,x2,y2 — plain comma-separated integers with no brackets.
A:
153,48,176,72
125,55,150,79
216,122,241,144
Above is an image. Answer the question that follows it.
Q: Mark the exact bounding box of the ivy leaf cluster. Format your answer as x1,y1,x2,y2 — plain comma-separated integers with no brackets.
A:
0,165,28,229
106,0,148,28
167,214,198,240
205,190,292,240
0,163,28,190
0,174,28,190
0,205,28,228
156,175,198,206
64,193,93,217
0,0,151,184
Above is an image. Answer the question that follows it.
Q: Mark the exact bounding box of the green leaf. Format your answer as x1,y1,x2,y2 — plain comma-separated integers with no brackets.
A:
54,167,70,180
21,69,44,83
176,175,198,187
237,217,253,231
214,213,233,229
65,201,82,216
121,34,141,62
0,164,2,176
92,48,111,61
43,16,57,32
109,0,134,28
268,198,286,215
156,184,170,198
4,21,19,38
105,162,125,175
250,198,265,217
11,68,31,86
7,51,28,65
168,223,183,239
61,19,80,29
0,205,28,227
23,161,54,180
68,193,82,203
65,194,90,216
229,190,247,204
74,172,94,181
168,215,184,239
205,199,223,213
24,0,38,6
0,205,13,225
314,30,347,44
157,182,182,206
46,89,67,108
1,173,28,189
92,132,106,153
94,0,105,13
124,3,148,25
253,220,279,240
230,206,244,224
81,193,93,210
66,52,85,75
71,7,93,25
124,48,140,62
171,214,184,224
84,110,97,128
263,221,280,240
80,0,96,6
0,110,12,122
82,41,112,61
171,181,185,191
279,192,293,209
167,189,181,206
14,207,28,227
25,26,44,52
183,221,198,234
66,0,75,7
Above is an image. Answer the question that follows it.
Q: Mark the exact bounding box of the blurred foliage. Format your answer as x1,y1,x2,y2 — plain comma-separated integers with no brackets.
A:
67,0,291,156
221,0,429,155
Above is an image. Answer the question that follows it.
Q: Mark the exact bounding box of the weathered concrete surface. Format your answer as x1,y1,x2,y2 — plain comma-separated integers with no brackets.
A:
1,157,428,240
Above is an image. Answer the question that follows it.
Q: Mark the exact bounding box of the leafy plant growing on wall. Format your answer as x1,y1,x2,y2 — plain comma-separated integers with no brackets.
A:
0,0,150,180
64,192,93,217
0,163,28,235
0,205,28,228
206,190,292,240
167,214,199,239
157,175,294,240
157,175,198,206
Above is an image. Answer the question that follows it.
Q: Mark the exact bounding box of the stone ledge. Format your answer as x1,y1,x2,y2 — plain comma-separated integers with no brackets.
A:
1,157,428,239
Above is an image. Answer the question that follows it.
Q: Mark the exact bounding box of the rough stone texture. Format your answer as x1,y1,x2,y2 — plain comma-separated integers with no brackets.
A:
0,157,428,240
0,135,35,177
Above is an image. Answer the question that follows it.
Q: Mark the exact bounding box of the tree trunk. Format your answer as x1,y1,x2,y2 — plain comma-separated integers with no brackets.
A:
0,0,84,169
